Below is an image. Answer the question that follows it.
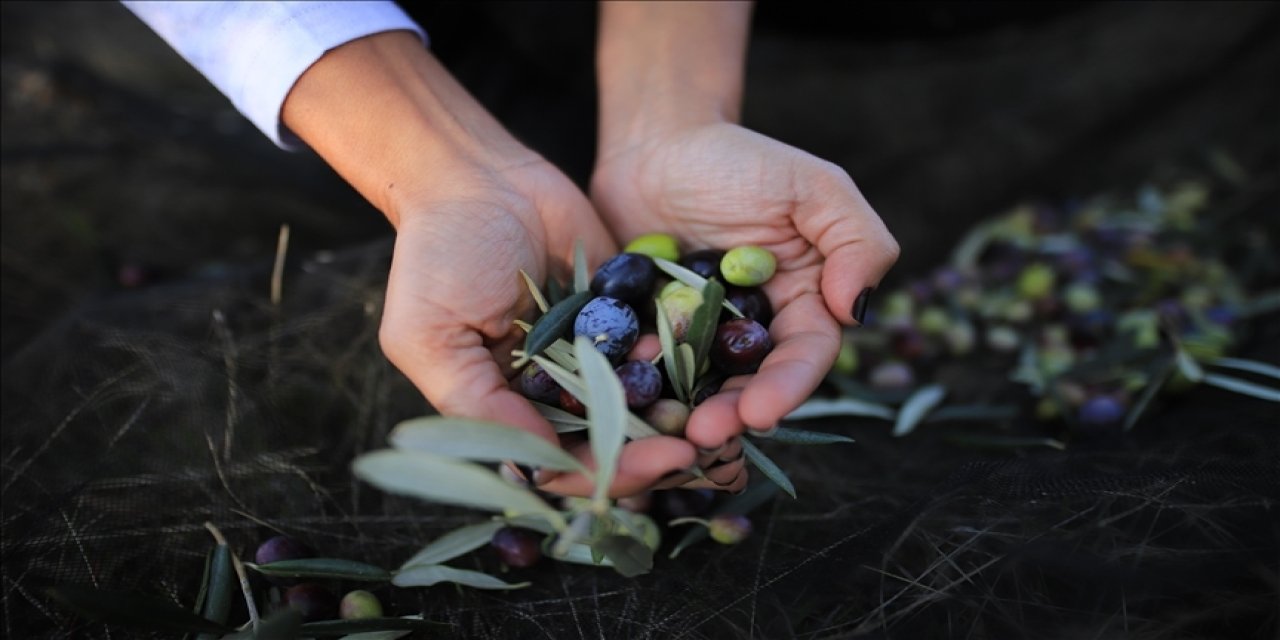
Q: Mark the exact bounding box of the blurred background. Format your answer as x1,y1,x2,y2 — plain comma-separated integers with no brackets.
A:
2,2,1277,638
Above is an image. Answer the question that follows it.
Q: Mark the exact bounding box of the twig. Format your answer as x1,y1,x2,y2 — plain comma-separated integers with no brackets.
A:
271,224,290,306
204,522,259,633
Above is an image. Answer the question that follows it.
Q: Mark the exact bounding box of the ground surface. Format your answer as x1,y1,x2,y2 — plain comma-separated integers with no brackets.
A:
2,2,1277,638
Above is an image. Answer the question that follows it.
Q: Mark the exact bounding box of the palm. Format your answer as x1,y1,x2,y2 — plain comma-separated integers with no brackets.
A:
592,123,897,443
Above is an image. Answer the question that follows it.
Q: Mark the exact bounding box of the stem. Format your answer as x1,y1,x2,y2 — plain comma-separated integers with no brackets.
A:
204,522,260,632
666,517,711,529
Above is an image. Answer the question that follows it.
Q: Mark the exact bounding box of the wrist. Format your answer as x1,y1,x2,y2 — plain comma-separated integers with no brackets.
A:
595,2,751,160
282,31,537,228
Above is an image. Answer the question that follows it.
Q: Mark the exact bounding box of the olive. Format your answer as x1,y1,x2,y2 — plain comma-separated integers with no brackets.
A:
590,253,658,306
720,246,777,287
659,285,703,342
574,297,639,361
643,399,690,436
519,362,561,404
679,249,725,281
339,590,383,620
624,233,680,262
711,318,773,375
491,527,543,568
615,360,662,410
708,514,753,545
559,388,586,417
283,583,339,622
722,286,773,326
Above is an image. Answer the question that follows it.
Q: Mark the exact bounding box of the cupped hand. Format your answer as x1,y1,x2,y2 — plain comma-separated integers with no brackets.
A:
590,122,900,458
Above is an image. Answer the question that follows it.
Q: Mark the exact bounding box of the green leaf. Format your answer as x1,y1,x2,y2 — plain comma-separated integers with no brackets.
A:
670,481,779,558
610,509,662,551
554,542,616,568
353,450,563,527
298,616,444,637
394,564,530,590
195,543,233,640
1207,357,1280,381
523,291,592,360
677,344,698,394
531,401,590,432
741,439,796,499
1201,373,1280,402
1124,358,1175,432
45,585,231,635
574,336,628,504
655,300,689,403
546,277,567,307
652,257,742,316
763,428,855,445
924,404,1021,423
399,521,506,570
388,417,587,473
503,513,560,535
1175,348,1205,383
950,220,997,270
541,338,581,372
574,238,589,293
892,384,947,437
595,535,654,577
686,278,726,374
334,615,437,640
943,434,1067,450
249,558,390,582
532,355,661,440
783,398,896,421
518,269,550,314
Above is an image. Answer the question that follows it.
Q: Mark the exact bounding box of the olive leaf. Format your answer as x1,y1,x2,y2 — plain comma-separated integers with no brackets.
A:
554,542,616,568
1124,356,1176,432
741,438,796,499
925,404,1021,423
394,564,530,590
574,335,628,504
1207,357,1280,381
762,427,855,445
297,617,444,637
399,521,506,570
652,257,743,316
595,535,654,578
45,585,232,635
523,291,592,360
353,450,564,528
685,278,726,375
248,558,391,582
783,397,896,422
574,238,589,293
532,355,661,440
195,543,233,640
655,299,689,403
546,277,567,307
892,384,947,437
518,269,550,314
327,615,437,640
1175,348,1205,383
670,481,779,558
531,401,590,433
677,344,698,397
1201,373,1280,402
542,338,581,371
388,417,587,474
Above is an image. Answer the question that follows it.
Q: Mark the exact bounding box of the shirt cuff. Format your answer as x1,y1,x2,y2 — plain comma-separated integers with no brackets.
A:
122,1,428,149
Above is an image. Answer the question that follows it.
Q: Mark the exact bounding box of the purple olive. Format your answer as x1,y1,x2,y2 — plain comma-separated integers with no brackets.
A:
654,489,715,521
722,286,774,326
283,583,339,622
691,372,726,406
590,253,658,306
519,362,561,404
255,535,313,566
679,249,725,281
615,360,663,410
708,514,753,544
574,297,639,361
711,318,773,375
491,527,543,568
559,388,586,417
1078,394,1127,428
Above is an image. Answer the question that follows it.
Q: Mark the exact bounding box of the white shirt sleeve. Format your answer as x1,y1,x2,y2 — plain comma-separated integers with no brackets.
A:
122,1,427,149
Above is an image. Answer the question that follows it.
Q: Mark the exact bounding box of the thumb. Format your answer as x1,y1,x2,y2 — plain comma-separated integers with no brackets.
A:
792,161,900,325
379,316,560,446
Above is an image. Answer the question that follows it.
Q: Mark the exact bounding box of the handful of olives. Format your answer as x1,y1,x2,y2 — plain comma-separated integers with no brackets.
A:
515,234,779,439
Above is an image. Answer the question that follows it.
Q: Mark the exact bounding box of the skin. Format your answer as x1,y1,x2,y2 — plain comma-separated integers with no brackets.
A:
281,2,898,498
591,2,899,486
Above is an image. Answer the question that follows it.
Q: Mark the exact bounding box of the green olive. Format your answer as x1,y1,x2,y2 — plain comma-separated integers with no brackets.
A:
1016,263,1056,300
339,590,383,620
624,233,680,262
720,246,777,286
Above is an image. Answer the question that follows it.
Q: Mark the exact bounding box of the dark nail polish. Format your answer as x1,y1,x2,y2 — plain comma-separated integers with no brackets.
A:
852,287,874,326
514,464,535,483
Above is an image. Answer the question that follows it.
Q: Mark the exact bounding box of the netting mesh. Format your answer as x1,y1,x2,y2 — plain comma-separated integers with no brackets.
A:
3,2,1278,638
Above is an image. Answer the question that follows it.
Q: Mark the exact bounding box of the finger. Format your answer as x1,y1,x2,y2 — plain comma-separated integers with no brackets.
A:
791,161,900,324
627,334,661,362
703,455,745,486
738,293,841,430
678,468,749,493
537,187,619,281
695,436,743,468
685,387,747,451
538,436,696,499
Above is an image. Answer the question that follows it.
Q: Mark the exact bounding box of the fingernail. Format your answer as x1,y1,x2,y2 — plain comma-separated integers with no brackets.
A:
753,425,779,438
697,444,727,457
514,464,535,483
852,287,874,326
531,467,558,486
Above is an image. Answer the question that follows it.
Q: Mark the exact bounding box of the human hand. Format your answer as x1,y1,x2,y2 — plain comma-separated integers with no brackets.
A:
283,32,697,497
591,121,900,461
